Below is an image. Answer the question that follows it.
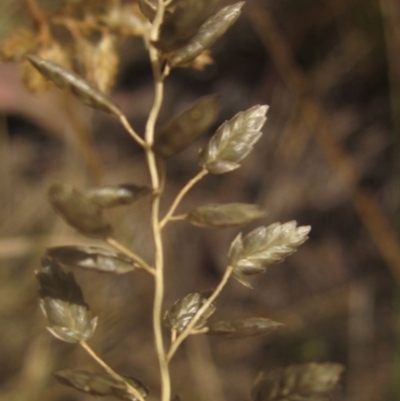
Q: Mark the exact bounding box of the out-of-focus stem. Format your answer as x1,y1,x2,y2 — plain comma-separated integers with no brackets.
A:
80,341,146,401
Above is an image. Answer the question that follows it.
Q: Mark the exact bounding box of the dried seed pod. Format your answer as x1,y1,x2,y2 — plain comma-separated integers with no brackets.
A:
228,222,311,288
22,42,72,93
156,0,221,52
55,369,149,401
168,2,244,68
48,184,112,239
45,246,136,274
154,95,221,159
252,363,344,401
164,292,215,334
200,104,268,174
186,203,266,228
36,259,97,343
85,184,151,208
26,55,123,117
207,317,282,338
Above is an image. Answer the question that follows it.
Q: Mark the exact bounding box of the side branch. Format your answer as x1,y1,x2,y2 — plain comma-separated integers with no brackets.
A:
160,169,208,229
119,115,147,149
167,265,234,361
80,341,146,401
106,237,155,275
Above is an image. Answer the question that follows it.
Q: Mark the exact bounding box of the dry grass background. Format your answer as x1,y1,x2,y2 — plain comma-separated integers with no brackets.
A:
0,0,399,400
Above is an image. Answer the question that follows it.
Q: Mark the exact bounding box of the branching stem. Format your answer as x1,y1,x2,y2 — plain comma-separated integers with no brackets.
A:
160,169,208,229
119,115,147,148
25,0,51,43
80,340,146,401
167,265,234,361
168,214,188,222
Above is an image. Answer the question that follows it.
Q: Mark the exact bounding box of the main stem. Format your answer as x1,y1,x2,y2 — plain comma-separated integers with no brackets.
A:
145,2,171,401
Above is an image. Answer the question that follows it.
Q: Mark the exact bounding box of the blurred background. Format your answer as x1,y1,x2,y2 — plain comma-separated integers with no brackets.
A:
0,0,399,400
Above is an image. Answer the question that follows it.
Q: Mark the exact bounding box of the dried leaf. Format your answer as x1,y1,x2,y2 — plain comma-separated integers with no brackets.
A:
21,60,52,93
26,54,123,117
92,35,119,94
36,259,97,343
200,104,268,174
186,203,266,228
155,0,221,52
48,184,112,239
154,95,221,159
105,3,148,36
207,317,282,338
164,292,215,334
45,246,136,274
0,28,38,61
85,184,152,208
55,369,149,401
228,222,311,288
252,363,344,401
168,2,244,68
66,0,117,15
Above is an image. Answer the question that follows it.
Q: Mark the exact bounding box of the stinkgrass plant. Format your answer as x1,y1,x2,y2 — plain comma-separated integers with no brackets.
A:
1,1,344,400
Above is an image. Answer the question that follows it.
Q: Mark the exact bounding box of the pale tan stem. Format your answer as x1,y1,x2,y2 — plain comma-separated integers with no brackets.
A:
25,0,50,42
168,214,188,223
80,341,146,401
106,237,155,275
160,169,208,229
190,327,210,335
144,2,172,401
171,329,177,344
119,115,147,148
167,265,234,361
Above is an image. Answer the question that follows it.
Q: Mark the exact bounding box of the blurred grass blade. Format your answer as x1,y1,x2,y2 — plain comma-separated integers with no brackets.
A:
186,203,266,228
228,221,311,288
168,2,244,68
156,0,221,51
252,363,344,401
26,54,123,117
154,95,221,159
36,260,98,343
45,246,137,274
85,184,152,208
55,369,149,401
48,184,112,239
164,292,215,334
200,104,268,174
207,317,282,338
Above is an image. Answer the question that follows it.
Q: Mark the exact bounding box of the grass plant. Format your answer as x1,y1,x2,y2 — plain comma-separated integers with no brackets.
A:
1,1,344,400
